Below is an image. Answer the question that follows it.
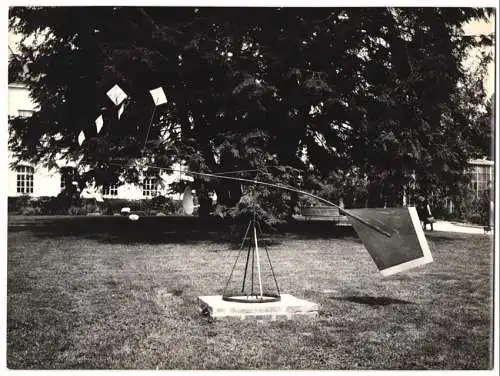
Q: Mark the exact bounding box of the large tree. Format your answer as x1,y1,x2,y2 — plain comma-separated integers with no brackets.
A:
8,7,493,214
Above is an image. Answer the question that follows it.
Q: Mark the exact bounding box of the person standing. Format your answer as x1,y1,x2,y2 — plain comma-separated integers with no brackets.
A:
416,196,435,231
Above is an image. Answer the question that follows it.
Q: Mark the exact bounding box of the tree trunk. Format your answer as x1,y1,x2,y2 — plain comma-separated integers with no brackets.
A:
215,181,242,207
287,191,298,220
197,183,212,218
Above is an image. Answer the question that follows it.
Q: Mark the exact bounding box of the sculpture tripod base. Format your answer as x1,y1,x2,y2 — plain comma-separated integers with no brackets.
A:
222,216,281,303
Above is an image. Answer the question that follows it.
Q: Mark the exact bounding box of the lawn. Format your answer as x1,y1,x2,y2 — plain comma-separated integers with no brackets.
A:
7,215,494,369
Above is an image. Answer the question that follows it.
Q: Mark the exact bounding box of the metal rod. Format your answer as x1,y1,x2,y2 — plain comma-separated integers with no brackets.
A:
251,241,255,295
239,220,252,250
181,169,392,237
108,162,393,237
256,220,280,295
213,168,266,176
142,105,157,153
253,222,263,299
242,241,251,294
264,244,280,296
240,220,252,293
222,241,245,298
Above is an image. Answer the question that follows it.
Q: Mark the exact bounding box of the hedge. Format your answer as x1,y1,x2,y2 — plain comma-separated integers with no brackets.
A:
8,195,185,216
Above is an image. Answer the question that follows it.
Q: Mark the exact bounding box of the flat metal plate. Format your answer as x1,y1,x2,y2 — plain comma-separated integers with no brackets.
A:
347,207,433,276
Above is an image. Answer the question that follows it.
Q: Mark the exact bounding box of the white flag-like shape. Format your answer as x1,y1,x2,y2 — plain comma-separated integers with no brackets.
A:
78,131,86,146
118,103,125,119
95,115,104,133
182,187,194,215
106,84,128,106
149,87,167,106
95,190,104,202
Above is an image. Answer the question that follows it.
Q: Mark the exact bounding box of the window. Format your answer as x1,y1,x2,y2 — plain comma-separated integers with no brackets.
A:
18,109,34,118
16,165,34,194
143,178,159,197
468,163,493,198
103,184,118,196
476,166,491,192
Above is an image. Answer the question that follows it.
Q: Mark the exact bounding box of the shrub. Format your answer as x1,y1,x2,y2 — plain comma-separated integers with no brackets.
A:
228,193,279,227
10,195,188,217
150,195,175,213
68,205,85,215
458,190,492,226
21,206,41,216
33,196,59,215
8,195,52,215
8,197,17,212
102,199,139,215
298,195,321,208
171,200,184,215
83,198,101,214
10,195,32,213
52,187,83,214
101,197,181,215
469,213,482,225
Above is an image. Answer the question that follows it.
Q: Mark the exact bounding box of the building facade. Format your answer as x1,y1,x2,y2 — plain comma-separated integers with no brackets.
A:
467,158,494,199
7,83,187,201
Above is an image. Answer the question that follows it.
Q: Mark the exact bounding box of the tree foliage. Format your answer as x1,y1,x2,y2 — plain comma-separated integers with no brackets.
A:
8,6,493,215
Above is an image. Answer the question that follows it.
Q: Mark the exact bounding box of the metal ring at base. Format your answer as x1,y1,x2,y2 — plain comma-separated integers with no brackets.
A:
222,294,281,303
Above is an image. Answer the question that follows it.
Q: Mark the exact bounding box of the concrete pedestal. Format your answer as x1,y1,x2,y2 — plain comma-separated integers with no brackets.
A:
198,294,319,320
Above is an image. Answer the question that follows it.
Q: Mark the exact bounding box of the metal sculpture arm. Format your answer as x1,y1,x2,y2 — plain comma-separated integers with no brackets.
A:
170,167,393,238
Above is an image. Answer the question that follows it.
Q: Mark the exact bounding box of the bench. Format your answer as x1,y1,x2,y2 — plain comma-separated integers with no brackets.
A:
300,206,350,225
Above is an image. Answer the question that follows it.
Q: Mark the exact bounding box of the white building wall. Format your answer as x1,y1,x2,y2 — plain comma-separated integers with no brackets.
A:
8,83,190,200
33,166,62,197
7,153,62,197
106,165,191,200
9,160,190,200
115,183,143,200
8,83,59,197
8,83,38,116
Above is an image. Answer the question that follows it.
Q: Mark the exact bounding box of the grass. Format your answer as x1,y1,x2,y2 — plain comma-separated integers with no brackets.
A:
7,215,494,369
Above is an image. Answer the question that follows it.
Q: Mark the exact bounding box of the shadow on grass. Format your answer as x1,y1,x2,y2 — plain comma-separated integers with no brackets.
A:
331,296,414,306
8,215,357,245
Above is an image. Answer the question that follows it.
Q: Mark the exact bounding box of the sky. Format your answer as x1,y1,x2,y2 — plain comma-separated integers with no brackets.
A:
462,15,496,96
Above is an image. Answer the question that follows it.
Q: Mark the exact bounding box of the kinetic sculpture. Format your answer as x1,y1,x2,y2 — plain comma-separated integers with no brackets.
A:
173,167,433,278
77,84,434,303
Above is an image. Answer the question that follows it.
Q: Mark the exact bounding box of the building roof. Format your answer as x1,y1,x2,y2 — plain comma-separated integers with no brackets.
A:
468,158,494,166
